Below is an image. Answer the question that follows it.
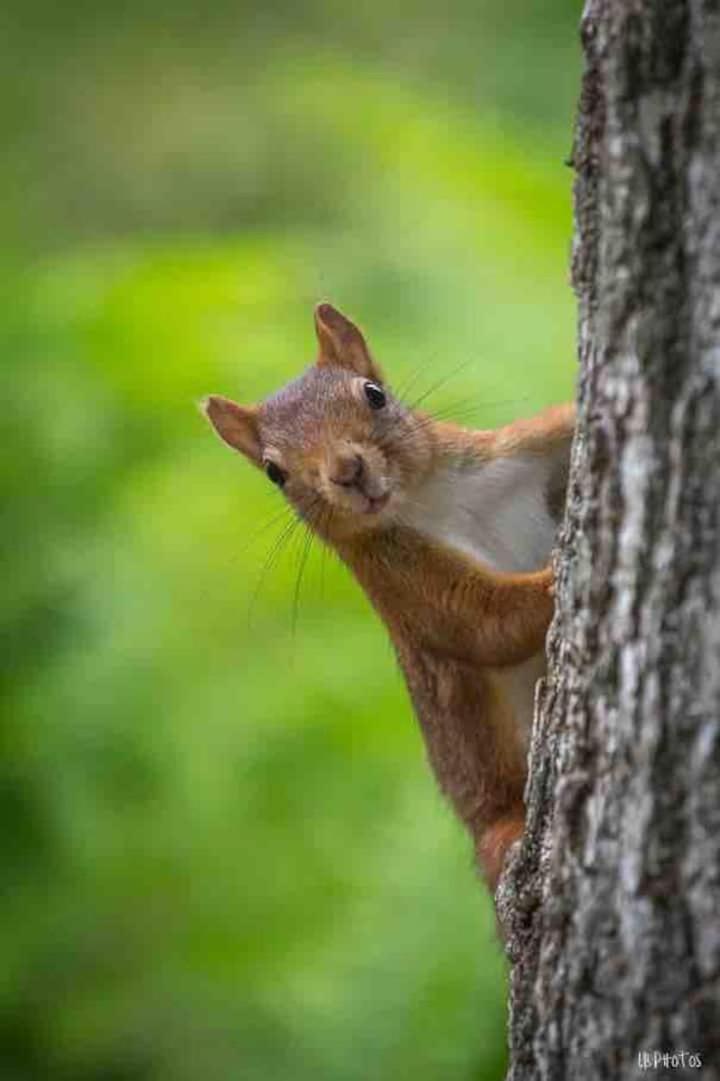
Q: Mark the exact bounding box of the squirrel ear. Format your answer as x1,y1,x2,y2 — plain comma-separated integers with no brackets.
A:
203,395,262,464
314,303,383,381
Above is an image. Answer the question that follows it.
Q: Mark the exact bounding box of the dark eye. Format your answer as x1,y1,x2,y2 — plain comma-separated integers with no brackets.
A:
363,381,386,410
264,460,287,488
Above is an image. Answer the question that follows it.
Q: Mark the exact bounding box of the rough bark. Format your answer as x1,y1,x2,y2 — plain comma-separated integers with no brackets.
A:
499,2,720,1078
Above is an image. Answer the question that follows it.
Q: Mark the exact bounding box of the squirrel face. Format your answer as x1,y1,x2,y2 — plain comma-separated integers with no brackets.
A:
204,304,434,542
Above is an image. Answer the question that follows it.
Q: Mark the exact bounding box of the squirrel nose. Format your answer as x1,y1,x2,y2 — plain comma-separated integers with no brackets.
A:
330,453,365,489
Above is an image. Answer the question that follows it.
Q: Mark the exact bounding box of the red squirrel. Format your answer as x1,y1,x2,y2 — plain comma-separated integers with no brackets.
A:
204,304,574,892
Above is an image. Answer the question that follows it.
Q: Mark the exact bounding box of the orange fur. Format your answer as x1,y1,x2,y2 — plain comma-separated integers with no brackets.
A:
204,304,575,895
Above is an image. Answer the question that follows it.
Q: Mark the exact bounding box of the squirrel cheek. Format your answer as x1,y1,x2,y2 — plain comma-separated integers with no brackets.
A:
315,474,345,510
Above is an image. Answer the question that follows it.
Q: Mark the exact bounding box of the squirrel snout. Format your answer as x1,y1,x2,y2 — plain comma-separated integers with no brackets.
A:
329,452,365,489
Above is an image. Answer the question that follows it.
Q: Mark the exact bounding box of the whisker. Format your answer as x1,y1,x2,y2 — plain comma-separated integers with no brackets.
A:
313,502,339,583
237,502,295,556
391,343,449,401
393,362,430,402
288,496,339,634
378,393,539,456
246,511,304,631
377,413,445,449
291,519,317,637
402,357,477,413
318,523,329,600
428,394,535,421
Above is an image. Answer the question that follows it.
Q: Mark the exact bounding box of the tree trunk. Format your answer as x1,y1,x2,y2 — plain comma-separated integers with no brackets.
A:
499,1,720,1078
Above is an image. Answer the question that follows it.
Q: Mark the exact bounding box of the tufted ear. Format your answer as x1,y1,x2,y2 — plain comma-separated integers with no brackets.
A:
314,302,383,381
203,395,262,464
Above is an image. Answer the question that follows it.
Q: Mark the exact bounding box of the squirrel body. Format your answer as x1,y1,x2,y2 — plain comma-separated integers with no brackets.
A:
204,304,575,891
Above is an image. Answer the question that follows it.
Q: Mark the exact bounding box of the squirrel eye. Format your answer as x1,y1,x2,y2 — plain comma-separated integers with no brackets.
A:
363,381,386,410
264,460,287,488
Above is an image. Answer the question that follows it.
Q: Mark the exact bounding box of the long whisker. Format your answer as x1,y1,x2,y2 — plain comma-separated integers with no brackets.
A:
318,521,329,600
402,357,477,413
378,393,537,456
246,511,304,631
393,362,432,402
289,494,340,634
237,502,295,557
391,344,448,401
427,394,534,422
314,506,336,592
377,413,446,450
291,518,317,637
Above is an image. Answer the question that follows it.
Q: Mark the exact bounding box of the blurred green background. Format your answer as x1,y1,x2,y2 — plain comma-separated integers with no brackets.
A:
2,3,580,1079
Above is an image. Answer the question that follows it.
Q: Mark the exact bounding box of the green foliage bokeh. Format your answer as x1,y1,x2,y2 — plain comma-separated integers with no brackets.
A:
2,2,581,1078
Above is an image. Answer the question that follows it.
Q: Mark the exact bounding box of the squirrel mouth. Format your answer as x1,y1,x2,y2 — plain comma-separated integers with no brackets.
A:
363,491,390,515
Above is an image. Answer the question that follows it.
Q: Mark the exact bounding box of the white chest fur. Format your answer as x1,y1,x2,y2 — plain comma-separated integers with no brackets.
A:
397,452,562,573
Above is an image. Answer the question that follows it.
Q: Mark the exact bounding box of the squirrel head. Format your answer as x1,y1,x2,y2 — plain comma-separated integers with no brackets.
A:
204,303,435,542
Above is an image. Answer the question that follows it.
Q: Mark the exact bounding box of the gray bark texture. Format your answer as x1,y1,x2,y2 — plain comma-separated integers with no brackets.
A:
498,1,720,1078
